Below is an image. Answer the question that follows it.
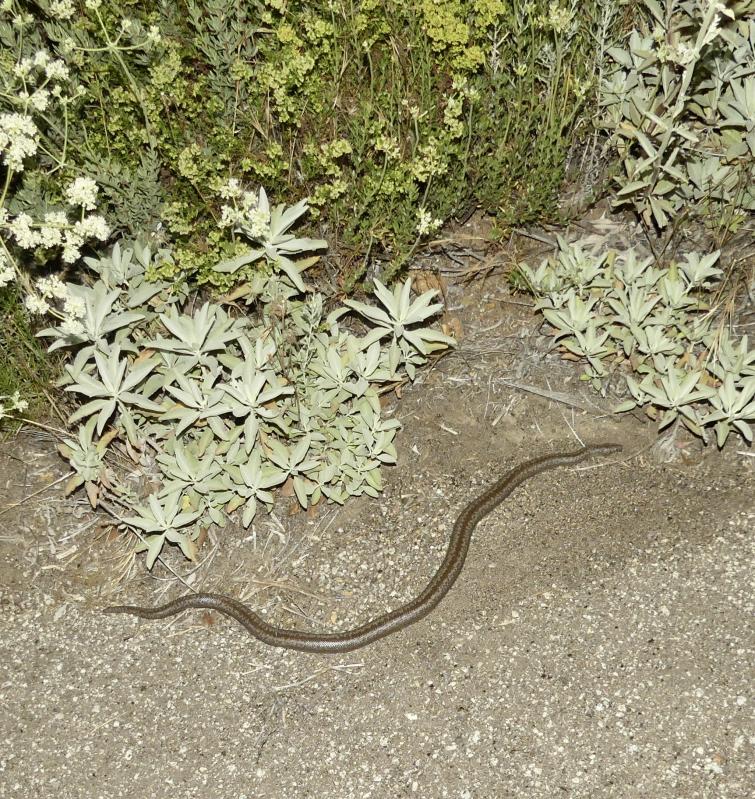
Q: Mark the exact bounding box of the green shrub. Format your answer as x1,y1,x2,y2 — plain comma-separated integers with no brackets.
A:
600,0,755,237
0,281,61,422
2,0,617,293
520,237,754,447
516,1,755,450
35,194,455,566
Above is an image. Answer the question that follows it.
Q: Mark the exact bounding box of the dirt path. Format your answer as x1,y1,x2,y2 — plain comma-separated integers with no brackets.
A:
1,273,753,799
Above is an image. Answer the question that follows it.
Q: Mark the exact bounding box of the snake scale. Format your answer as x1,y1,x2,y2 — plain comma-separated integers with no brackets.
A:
104,443,622,653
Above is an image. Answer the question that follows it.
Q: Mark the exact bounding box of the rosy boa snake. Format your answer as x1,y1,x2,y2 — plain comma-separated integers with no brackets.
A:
104,443,622,653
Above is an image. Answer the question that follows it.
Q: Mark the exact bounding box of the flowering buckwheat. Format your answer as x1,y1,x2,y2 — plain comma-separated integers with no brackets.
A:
24,293,50,315
59,318,86,336
241,206,272,240
8,213,40,249
62,230,84,263
0,261,15,288
76,215,110,241
218,178,243,200
416,209,442,237
48,0,75,20
65,177,99,210
45,59,70,82
37,211,67,248
0,113,39,171
33,50,50,68
36,275,69,300
64,294,86,319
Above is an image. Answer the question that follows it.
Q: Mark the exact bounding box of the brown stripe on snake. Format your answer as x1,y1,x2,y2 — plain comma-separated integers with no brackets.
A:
104,443,622,653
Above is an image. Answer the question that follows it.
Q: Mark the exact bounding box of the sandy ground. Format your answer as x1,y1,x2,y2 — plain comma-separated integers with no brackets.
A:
1,270,753,799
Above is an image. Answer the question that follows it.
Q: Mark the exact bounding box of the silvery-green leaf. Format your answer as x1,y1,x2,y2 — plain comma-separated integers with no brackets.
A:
93,310,144,338
403,294,444,325
67,396,108,425
275,255,307,292
733,419,752,442
275,236,327,255
214,247,265,273
241,499,257,528
270,195,306,234
293,476,308,508
120,409,140,444
143,534,166,570
344,298,393,328
401,328,430,356
372,279,399,318
616,179,650,196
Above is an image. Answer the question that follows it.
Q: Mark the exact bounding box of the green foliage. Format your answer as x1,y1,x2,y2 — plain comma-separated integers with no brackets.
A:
41,220,455,568
600,0,755,235
471,0,614,227
0,281,61,423
514,0,755,450
1,0,617,297
520,237,755,447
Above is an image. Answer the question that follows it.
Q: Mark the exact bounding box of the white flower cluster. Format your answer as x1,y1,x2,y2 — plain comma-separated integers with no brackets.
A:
26,274,87,327
11,50,70,123
0,249,14,288
1,46,72,174
218,178,243,200
0,390,29,421
218,181,272,241
5,202,110,263
0,113,39,172
24,292,50,315
36,274,69,300
65,177,99,210
146,25,162,45
47,0,75,20
1,176,110,317
416,208,442,237
13,50,69,83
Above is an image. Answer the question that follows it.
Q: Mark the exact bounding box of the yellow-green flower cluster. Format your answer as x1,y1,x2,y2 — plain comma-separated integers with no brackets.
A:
177,144,204,180
260,49,317,124
544,2,573,35
473,0,508,28
304,138,352,176
308,179,349,212
241,142,290,183
443,94,465,139
303,139,353,212
421,0,472,54
374,134,402,160
411,137,449,182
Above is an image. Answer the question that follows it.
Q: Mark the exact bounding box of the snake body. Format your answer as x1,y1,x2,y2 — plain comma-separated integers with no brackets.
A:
104,443,622,653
